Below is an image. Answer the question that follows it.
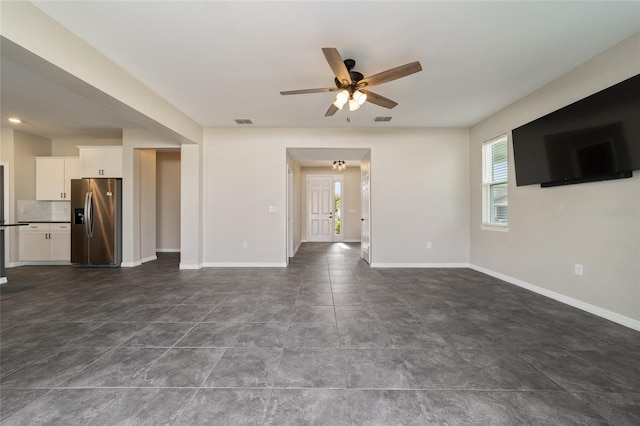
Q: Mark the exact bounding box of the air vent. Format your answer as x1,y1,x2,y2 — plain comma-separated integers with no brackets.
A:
234,119,253,124
374,116,392,122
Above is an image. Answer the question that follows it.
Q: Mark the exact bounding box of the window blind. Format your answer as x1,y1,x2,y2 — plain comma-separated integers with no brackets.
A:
482,135,508,227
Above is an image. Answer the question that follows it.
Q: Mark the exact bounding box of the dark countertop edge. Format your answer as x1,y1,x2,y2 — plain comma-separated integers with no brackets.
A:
17,221,71,224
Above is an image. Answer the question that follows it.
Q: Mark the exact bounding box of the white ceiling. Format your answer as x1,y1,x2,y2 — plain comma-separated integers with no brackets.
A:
0,47,139,139
2,1,639,138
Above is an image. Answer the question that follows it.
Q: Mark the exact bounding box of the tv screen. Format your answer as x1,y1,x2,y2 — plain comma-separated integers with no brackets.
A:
512,74,640,187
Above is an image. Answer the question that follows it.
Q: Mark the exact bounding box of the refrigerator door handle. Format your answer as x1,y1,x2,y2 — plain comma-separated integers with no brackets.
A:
88,191,94,238
84,191,93,238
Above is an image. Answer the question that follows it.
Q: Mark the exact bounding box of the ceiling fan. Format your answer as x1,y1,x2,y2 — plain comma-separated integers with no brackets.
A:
280,47,422,117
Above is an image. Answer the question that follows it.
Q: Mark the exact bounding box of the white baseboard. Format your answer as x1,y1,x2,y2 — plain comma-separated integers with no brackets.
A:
19,261,71,266
121,260,142,268
202,262,287,268
156,248,180,253
179,262,202,270
470,264,640,332
371,262,470,268
300,239,361,244
293,241,302,256
7,261,24,268
141,255,157,264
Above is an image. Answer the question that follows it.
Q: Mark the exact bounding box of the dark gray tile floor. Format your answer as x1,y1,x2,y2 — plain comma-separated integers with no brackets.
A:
1,242,639,425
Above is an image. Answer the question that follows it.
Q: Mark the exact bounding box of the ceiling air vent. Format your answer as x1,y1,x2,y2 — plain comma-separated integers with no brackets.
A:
234,119,253,124
374,116,392,122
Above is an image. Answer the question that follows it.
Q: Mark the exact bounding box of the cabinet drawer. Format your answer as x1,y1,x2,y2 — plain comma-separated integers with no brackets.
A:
50,223,71,232
20,223,50,232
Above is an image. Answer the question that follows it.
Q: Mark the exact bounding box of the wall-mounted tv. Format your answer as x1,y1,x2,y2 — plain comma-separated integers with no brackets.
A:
512,74,640,187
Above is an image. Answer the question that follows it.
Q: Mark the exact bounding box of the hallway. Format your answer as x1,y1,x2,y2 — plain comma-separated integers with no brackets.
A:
1,243,638,425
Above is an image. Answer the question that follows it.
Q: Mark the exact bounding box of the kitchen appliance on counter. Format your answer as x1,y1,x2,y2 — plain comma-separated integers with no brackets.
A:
71,178,122,266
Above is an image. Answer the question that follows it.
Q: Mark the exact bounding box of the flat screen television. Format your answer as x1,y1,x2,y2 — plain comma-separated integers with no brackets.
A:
512,74,640,187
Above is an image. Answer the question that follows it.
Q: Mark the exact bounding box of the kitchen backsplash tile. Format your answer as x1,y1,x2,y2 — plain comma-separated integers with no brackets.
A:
51,202,71,221
18,200,71,222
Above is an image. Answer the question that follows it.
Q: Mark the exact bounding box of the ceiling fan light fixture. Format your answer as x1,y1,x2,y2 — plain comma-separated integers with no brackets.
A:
336,90,349,104
348,98,361,111
333,90,349,109
353,90,367,106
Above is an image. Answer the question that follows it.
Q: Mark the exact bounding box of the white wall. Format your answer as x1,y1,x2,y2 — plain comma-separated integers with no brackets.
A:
52,139,122,156
180,143,203,268
203,127,470,266
286,157,302,254
139,149,156,262
14,131,52,201
300,167,361,242
469,33,640,327
156,150,181,252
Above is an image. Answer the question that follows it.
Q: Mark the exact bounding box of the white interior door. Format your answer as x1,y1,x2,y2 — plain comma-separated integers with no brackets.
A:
361,158,371,263
307,175,334,242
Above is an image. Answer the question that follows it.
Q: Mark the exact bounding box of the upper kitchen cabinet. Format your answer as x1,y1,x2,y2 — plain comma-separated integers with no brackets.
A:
79,146,123,178
35,157,81,200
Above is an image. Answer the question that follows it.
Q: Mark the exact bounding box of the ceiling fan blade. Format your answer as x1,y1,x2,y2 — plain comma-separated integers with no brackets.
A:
360,90,398,109
325,103,339,117
358,61,422,88
322,47,352,86
280,87,337,95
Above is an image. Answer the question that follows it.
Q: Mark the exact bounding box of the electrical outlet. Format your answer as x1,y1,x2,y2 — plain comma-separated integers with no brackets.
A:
574,264,583,276
242,241,248,249
426,242,432,249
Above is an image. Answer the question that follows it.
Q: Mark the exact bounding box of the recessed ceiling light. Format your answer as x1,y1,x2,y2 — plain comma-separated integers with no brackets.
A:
8,117,22,124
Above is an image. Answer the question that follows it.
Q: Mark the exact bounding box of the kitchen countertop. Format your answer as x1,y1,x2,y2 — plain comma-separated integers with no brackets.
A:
0,223,28,229
18,221,71,224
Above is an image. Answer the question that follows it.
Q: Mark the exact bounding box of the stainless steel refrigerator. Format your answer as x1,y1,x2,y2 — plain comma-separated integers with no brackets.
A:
71,178,122,266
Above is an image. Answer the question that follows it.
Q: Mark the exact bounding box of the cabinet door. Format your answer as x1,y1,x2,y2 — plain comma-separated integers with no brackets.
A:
80,149,103,178
64,159,82,198
49,225,71,261
19,225,51,261
36,158,65,200
101,148,123,177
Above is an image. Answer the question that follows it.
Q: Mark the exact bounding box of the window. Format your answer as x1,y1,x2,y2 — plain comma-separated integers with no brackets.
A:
482,135,508,228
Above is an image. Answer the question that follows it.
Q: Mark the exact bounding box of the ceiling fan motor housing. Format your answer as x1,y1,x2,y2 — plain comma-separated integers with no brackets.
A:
334,59,364,89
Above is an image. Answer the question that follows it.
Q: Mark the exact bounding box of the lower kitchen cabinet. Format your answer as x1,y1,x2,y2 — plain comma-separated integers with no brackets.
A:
19,223,71,263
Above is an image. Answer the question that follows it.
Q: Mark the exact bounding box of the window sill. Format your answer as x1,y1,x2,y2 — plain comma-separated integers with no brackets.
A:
482,224,509,232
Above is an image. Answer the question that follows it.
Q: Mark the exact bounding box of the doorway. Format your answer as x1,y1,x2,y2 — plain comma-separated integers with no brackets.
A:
306,175,343,242
287,165,294,261
285,147,371,263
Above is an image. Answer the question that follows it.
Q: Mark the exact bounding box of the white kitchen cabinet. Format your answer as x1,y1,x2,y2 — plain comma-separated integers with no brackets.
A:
49,224,72,261
35,157,81,200
79,146,123,178
19,223,71,263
